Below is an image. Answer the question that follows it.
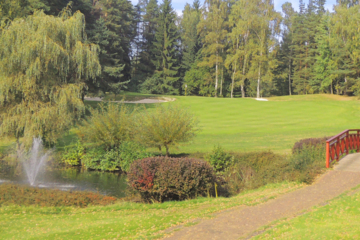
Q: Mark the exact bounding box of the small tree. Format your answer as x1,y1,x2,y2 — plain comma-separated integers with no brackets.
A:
136,104,198,156
76,103,135,150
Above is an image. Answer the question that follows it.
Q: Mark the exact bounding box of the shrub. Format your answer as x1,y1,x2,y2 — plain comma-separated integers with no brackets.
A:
117,141,154,172
62,141,84,166
76,103,135,149
292,137,329,153
135,104,198,156
128,157,215,202
225,147,327,195
0,184,117,207
225,151,291,195
82,142,154,172
290,145,325,183
206,145,233,172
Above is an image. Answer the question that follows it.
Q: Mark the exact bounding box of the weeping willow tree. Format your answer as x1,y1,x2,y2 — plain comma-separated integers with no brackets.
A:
0,10,101,146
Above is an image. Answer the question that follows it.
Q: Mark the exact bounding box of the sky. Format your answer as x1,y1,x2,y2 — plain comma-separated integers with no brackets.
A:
129,0,338,16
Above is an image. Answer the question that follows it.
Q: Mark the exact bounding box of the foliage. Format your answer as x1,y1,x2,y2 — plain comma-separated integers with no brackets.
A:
289,145,326,183
135,104,198,156
225,151,290,195
117,141,154,172
292,136,329,153
76,103,135,149
206,145,233,172
81,142,154,172
146,0,180,94
128,156,216,202
62,141,84,166
0,184,117,207
225,147,326,195
89,0,136,93
82,147,118,171
0,10,101,146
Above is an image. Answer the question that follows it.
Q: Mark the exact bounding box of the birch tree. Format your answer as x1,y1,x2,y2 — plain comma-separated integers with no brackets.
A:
197,0,228,97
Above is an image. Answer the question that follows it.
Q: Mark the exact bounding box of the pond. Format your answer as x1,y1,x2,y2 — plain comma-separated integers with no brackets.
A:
0,162,128,198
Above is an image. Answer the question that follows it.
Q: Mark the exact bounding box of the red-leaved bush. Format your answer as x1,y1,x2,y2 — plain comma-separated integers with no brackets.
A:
0,184,117,207
127,157,216,202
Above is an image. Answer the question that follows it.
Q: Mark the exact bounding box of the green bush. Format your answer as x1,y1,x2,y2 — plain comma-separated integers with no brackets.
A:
82,142,154,172
224,147,327,195
117,141,154,172
206,145,233,172
128,157,216,202
225,151,290,195
76,103,135,149
62,141,84,166
290,145,325,183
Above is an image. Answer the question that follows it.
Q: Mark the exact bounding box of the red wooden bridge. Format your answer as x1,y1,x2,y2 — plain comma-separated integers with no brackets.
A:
326,129,360,168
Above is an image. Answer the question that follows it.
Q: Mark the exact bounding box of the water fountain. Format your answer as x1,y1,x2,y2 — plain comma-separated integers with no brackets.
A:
0,138,126,197
18,137,52,186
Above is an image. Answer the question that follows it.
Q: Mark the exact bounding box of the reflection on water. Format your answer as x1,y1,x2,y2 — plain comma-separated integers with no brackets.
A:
0,162,128,198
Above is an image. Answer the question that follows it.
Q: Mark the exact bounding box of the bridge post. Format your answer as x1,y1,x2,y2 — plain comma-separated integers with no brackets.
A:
326,141,330,168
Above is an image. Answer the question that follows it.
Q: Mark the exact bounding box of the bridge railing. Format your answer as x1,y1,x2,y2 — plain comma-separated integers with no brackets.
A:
326,129,360,168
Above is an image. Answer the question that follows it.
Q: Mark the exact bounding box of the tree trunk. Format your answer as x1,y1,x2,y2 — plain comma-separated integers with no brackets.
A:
231,61,236,98
165,145,169,157
345,76,347,94
215,50,218,98
241,55,247,98
257,65,261,99
331,81,333,94
220,65,223,97
288,59,292,96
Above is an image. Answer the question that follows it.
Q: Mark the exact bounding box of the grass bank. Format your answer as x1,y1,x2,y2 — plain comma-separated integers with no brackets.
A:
0,182,302,239
253,184,360,239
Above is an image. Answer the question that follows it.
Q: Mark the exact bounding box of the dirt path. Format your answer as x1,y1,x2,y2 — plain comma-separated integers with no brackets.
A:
163,154,360,240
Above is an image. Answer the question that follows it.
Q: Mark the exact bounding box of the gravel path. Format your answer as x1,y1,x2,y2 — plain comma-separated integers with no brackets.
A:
163,154,360,240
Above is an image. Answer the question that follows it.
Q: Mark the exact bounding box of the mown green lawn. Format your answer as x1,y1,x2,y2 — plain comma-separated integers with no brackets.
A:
0,182,302,240
253,185,360,239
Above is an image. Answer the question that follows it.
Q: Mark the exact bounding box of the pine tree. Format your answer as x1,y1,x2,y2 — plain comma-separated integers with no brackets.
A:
141,0,180,94
133,0,159,86
281,2,295,95
89,0,136,93
180,1,201,72
312,13,335,93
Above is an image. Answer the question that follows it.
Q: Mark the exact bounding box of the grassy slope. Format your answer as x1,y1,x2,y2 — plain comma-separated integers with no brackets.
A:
0,182,302,240
173,94,360,154
253,185,360,239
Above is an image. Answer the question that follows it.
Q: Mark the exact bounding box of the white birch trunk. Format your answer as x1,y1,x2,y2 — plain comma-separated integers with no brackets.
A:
288,59,292,96
215,47,218,97
231,61,236,98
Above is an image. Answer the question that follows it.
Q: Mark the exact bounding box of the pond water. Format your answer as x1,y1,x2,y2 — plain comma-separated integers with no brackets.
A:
0,162,128,198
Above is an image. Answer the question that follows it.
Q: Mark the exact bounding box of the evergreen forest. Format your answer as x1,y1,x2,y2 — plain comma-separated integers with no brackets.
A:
1,0,360,98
